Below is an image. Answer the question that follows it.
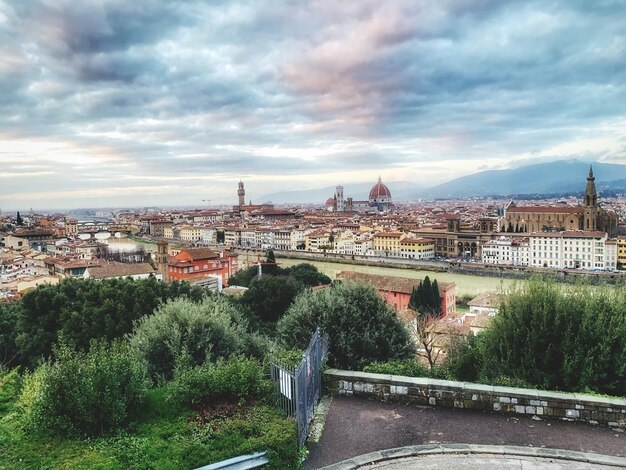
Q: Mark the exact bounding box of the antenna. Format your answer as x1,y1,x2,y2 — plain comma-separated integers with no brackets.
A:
202,199,211,210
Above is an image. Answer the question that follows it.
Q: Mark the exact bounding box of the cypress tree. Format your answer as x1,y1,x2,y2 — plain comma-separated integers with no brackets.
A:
431,279,442,316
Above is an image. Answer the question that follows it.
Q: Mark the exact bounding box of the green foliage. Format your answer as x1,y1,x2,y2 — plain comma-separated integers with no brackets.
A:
443,335,482,382
0,302,20,367
2,386,298,469
168,357,267,407
14,277,207,368
285,263,331,287
277,281,414,370
363,359,450,379
130,297,250,382
0,368,22,413
18,341,149,436
240,275,305,324
228,265,259,287
408,276,442,317
480,278,626,396
229,262,330,289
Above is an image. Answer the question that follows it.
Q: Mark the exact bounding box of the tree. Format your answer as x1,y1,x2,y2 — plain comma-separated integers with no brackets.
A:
240,275,304,324
16,211,23,226
285,263,331,287
0,302,20,367
266,249,276,264
130,297,249,381
19,340,149,436
14,277,207,368
407,277,444,369
277,281,414,370
480,278,626,395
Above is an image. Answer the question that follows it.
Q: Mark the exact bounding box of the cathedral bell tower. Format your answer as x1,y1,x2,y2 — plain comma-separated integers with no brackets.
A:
583,165,598,231
156,240,169,283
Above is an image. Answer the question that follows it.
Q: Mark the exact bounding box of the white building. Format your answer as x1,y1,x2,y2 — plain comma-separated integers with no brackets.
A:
530,231,607,270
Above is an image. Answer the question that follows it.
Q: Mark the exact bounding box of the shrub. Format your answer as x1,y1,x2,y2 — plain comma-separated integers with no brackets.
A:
364,359,450,379
130,297,249,382
277,281,414,370
18,341,149,436
0,367,22,413
480,278,626,395
444,335,482,382
168,357,266,407
240,275,305,324
14,277,207,368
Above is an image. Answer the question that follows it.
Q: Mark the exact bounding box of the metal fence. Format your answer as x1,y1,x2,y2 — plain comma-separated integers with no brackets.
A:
269,328,329,448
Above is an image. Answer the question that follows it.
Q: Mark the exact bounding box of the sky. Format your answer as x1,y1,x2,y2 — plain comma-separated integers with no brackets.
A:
1,0,626,210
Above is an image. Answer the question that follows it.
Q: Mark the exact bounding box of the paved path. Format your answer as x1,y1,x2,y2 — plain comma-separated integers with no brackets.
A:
304,396,625,469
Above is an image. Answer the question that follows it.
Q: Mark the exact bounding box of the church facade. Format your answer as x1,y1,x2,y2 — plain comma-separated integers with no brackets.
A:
501,167,618,236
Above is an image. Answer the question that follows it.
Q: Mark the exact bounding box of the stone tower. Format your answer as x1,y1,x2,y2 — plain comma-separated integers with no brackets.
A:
583,165,598,231
156,240,169,283
335,186,345,212
238,181,245,207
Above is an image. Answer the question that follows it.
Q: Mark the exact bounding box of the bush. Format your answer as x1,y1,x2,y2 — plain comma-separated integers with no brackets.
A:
14,277,207,368
364,359,450,379
277,281,414,370
18,341,149,436
168,357,266,407
480,278,626,396
0,367,22,413
444,335,482,382
240,275,305,324
130,297,249,382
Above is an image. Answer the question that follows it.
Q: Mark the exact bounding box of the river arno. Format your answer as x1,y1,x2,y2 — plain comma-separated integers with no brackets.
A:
276,257,522,297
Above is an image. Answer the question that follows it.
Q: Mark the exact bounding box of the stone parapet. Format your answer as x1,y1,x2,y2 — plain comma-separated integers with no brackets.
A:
325,369,626,429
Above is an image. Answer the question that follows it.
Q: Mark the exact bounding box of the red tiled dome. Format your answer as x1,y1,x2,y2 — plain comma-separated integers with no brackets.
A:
369,177,391,199
325,197,336,207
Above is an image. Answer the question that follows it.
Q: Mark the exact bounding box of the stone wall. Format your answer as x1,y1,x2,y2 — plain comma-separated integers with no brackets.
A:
325,370,626,429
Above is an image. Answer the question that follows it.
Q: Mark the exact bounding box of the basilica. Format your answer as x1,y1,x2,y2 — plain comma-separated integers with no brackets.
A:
501,167,618,236
326,177,393,212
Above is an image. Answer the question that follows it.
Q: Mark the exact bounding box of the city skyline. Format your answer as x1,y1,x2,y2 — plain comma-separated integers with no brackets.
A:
2,1,626,210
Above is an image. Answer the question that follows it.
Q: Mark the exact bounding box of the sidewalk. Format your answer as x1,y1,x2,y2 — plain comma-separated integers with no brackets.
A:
304,396,624,469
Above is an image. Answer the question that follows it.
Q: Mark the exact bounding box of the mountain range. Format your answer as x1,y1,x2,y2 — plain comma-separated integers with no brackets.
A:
260,160,626,203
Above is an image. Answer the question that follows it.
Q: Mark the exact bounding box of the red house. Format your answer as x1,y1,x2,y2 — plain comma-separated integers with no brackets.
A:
336,271,456,317
167,248,239,286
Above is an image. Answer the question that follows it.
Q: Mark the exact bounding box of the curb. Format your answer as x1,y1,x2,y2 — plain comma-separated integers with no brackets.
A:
318,444,626,469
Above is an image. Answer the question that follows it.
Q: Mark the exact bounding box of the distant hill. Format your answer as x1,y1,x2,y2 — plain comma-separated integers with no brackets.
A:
259,181,418,204
417,160,626,199
259,160,626,204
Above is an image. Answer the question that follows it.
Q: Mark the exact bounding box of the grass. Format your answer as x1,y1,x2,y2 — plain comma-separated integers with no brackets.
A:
0,386,298,469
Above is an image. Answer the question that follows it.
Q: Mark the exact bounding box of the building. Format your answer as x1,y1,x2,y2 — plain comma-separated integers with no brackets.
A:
84,262,161,281
617,236,626,270
167,248,239,286
336,271,456,316
501,167,618,235
327,177,393,213
482,237,530,266
530,231,608,270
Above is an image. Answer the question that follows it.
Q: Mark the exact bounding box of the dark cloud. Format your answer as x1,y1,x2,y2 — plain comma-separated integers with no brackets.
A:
1,0,625,209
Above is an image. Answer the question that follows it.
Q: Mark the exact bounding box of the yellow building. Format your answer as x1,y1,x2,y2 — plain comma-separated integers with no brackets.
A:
179,226,202,242
618,236,626,269
398,237,435,260
372,232,403,255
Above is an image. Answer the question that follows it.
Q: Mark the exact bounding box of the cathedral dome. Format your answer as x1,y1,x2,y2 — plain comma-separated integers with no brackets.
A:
369,177,391,200
325,197,336,207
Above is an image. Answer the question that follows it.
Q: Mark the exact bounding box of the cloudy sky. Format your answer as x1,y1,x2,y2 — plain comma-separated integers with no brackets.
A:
1,0,625,210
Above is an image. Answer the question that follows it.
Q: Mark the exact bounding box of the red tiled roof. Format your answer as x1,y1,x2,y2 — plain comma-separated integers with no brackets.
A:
336,271,454,296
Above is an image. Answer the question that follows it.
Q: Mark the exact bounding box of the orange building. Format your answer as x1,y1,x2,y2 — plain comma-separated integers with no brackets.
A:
336,271,456,317
167,248,239,286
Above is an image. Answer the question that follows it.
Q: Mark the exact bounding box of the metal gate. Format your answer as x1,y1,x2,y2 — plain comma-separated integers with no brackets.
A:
270,328,329,448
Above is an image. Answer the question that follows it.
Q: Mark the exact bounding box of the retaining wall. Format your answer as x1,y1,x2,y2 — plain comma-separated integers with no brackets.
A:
325,370,626,429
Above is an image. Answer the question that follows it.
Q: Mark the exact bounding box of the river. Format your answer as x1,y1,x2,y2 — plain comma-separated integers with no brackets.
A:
276,257,522,297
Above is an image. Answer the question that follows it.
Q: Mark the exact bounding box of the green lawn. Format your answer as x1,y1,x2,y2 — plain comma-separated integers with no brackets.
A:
0,387,297,470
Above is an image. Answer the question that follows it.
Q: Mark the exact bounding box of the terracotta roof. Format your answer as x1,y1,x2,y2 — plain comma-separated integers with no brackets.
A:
336,271,454,296
86,263,156,279
467,291,502,308
507,206,582,214
180,248,220,260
